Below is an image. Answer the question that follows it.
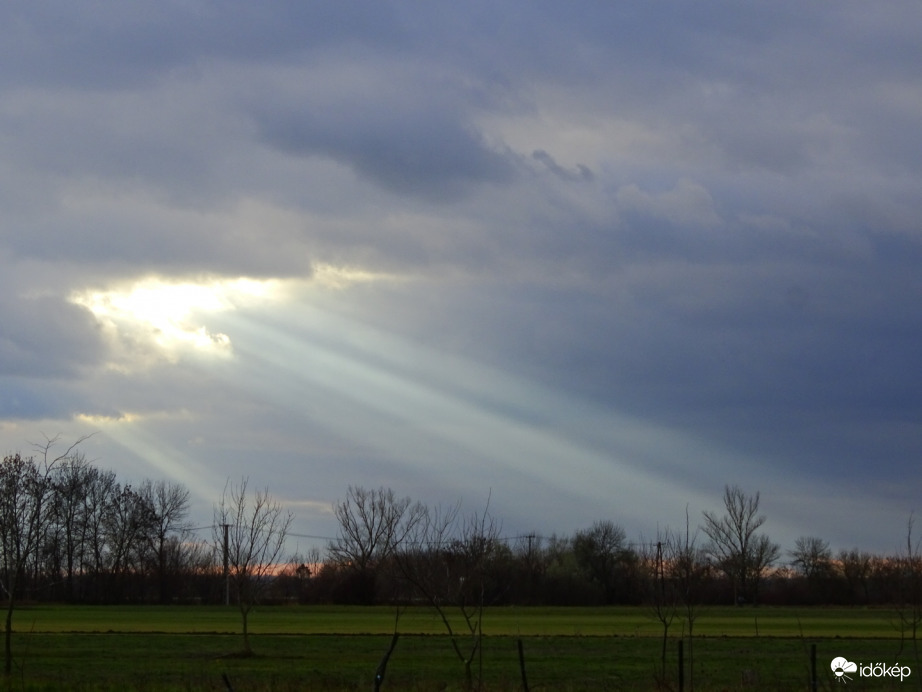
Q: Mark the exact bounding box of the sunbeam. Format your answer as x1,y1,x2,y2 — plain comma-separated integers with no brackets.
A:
210,300,748,526
80,412,221,505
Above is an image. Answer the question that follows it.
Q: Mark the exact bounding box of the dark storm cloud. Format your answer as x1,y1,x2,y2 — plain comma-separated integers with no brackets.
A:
0,290,106,420
253,83,518,201
0,1,403,90
0,294,102,378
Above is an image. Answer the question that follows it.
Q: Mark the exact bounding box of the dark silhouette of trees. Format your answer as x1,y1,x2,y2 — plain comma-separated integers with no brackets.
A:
790,536,832,580
272,548,321,603
104,483,156,599
47,452,96,601
702,485,779,604
789,535,834,603
0,453,47,676
509,533,545,605
0,436,88,676
9,458,922,618
327,485,424,604
140,479,192,603
839,548,874,605
573,520,639,604
80,467,119,601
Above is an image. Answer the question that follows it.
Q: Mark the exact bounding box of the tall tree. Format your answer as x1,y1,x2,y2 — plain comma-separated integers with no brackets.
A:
80,467,119,601
140,479,191,603
103,483,156,600
327,485,423,604
838,548,873,605
0,436,86,675
573,520,637,604
789,536,832,580
790,535,833,603
702,484,779,604
48,453,95,601
213,478,292,655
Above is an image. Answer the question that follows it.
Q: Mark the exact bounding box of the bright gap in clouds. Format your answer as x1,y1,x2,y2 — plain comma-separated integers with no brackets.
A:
69,268,391,363
70,276,281,361
67,275,283,504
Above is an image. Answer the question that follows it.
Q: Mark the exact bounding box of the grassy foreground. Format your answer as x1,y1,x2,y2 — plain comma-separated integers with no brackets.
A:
2,605,918,690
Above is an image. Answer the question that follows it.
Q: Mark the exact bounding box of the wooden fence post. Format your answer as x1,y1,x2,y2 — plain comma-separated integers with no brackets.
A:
810,643,817,692
678,639,684,692
517,638,529,692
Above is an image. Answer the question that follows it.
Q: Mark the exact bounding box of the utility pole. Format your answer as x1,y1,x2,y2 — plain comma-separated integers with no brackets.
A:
222,523,230,606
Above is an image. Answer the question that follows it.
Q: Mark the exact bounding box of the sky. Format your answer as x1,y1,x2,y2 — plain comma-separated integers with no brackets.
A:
1,1,921,557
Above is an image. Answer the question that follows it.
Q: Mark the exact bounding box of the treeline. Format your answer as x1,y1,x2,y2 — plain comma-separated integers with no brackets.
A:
306,485,922,610
0,448,218,604
1,448,919,611
311,529,912,607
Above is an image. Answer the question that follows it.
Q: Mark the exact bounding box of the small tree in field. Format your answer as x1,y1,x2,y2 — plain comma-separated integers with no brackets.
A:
394,498,500,691
895,514,922,662
213,478,292,655
675,506,709,692
641,530,678,680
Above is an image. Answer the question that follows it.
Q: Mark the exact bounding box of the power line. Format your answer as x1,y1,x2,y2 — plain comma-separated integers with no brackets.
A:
185,525,667,552
187,524,214,532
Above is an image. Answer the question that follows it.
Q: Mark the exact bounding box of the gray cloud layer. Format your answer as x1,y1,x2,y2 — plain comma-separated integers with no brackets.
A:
0,1,920,550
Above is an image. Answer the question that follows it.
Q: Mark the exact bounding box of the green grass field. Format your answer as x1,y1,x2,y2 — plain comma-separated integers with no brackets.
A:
3,605,919,690
9,603,907,637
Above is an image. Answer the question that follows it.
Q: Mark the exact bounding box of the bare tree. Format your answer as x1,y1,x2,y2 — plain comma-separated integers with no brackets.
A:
0,453,43,675
790,535,833,603
790,536,832,580
327,486,424,604
104,483,157,599
139,479,191,603
80,467,119,601
839,548,873,605
48,453,96,601
702,485,779,604
674,506,709,692
0,436,87,675
394,498,500,691
641,509,710,691
640,529,678,680
213,477,293,655
895,514,922,663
